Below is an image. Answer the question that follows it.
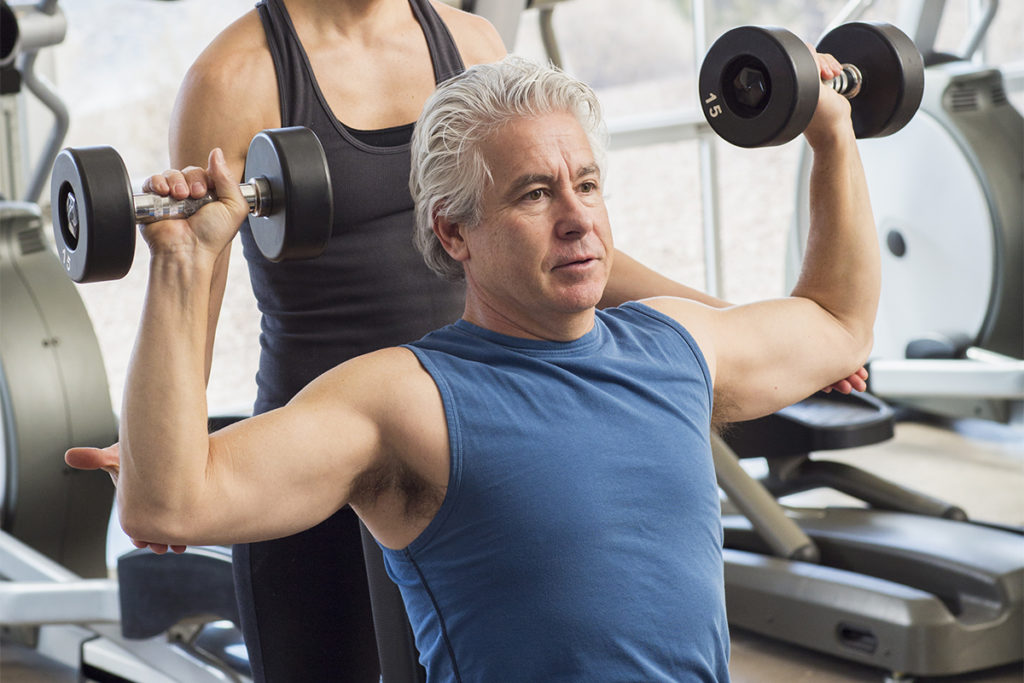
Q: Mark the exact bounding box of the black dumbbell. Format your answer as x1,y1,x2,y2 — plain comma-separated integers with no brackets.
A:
698,22,925,148
50,126,333,283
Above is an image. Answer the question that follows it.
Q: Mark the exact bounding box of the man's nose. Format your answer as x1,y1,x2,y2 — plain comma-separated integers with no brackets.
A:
554,191,595,239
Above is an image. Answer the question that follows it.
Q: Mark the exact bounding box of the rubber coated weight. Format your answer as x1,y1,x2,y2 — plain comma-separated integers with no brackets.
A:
698,22,924,148
50,146,136,282
699,26,820,148
244,126,333,262
817,22,924,139
49,127,332,283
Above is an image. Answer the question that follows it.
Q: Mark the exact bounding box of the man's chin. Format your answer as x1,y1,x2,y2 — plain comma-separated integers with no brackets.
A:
553,283,606,313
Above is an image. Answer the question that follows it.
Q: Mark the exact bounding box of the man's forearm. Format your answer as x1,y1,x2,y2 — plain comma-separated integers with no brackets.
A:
118,252,215,539
169,80,252,388
203,248,231,383
791,130,879,346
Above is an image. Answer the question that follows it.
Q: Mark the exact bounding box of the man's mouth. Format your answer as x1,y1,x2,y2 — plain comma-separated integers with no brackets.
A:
554,256,597,270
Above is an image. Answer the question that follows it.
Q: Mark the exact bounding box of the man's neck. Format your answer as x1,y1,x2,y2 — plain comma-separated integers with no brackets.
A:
461,299,597,343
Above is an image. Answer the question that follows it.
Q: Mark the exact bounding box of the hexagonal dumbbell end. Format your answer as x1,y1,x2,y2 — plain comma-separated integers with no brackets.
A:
732,66,769,110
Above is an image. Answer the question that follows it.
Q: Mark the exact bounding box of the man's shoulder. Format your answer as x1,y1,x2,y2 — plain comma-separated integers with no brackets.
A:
290,347,432,416
601,299,697,333
625,297,716,347
600,301,715,384
333,346,432,387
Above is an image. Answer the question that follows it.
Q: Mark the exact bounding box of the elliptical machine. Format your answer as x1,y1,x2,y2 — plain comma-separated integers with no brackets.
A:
0,2,251,680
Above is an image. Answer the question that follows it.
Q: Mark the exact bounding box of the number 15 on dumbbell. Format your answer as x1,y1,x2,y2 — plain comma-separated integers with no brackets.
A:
50,126,333,283
699,21,924,148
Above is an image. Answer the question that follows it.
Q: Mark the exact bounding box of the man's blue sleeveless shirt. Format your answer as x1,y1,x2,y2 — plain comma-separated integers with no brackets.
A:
383,302,730,682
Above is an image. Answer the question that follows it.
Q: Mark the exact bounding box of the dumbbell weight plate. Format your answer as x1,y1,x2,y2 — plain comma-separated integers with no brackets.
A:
699,26,820,148
50,146,136,283
244,126,333,262
817,22,924,139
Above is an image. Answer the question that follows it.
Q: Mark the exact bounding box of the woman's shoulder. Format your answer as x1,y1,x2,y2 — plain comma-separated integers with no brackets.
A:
431,1,508,66
186,10,275,92
172,9,281,153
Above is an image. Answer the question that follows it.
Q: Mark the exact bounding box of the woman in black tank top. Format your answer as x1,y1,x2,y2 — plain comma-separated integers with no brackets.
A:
231,2,498,682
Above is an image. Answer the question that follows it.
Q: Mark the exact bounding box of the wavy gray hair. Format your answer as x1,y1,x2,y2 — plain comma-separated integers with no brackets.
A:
410,55,608,281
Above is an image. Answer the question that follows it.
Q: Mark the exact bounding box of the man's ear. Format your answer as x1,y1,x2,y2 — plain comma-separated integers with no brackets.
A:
433,212,470,263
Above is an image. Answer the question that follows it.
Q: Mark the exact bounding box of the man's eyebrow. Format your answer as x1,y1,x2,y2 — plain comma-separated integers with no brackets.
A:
504,164,601,200
506,173,553,200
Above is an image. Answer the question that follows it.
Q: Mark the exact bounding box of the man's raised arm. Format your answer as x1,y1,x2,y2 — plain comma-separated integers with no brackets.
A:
109,150,392,548
648,50,880,421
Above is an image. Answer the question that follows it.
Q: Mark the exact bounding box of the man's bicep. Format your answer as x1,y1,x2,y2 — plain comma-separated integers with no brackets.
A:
199,371,384,545
712,298,870,422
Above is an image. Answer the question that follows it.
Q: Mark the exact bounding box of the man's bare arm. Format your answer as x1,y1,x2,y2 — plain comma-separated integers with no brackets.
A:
143,10,278,383
115,151,396,548
647,52,878,421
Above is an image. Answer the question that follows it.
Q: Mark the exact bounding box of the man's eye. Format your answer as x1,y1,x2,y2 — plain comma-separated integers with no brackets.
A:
524,189,545,201
580,181,598,193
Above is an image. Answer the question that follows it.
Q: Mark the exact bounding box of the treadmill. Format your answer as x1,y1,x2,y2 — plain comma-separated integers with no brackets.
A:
717,392,1024,680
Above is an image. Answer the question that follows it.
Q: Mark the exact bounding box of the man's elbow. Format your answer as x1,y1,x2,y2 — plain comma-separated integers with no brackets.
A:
849,322,875,366
117,491,202,547
832,326,874,384
821,299,875,367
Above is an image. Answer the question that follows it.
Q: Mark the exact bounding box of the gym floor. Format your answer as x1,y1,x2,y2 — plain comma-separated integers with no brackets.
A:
3,415,1022,682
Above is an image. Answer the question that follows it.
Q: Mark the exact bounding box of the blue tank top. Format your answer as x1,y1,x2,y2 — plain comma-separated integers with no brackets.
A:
385,302,730,682
247,0,466,413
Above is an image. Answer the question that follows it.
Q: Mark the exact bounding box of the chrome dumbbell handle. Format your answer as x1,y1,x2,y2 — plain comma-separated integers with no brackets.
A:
827,63,863,99
132,177,272,225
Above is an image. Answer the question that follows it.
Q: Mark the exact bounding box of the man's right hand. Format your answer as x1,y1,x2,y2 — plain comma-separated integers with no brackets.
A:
137,148,249,268
803,49,856,149
65,444,188,555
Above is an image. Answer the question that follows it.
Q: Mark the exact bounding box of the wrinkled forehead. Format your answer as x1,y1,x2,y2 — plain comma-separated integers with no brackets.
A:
477,111,599,187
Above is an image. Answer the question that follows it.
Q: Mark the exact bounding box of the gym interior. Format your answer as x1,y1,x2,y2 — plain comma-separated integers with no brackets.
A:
1,0,1022,681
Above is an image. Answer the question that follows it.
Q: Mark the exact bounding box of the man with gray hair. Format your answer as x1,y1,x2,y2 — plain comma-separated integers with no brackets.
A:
69,53,876,681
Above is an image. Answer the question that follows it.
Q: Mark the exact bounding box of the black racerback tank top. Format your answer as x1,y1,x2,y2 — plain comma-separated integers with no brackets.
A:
245,0,466,414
